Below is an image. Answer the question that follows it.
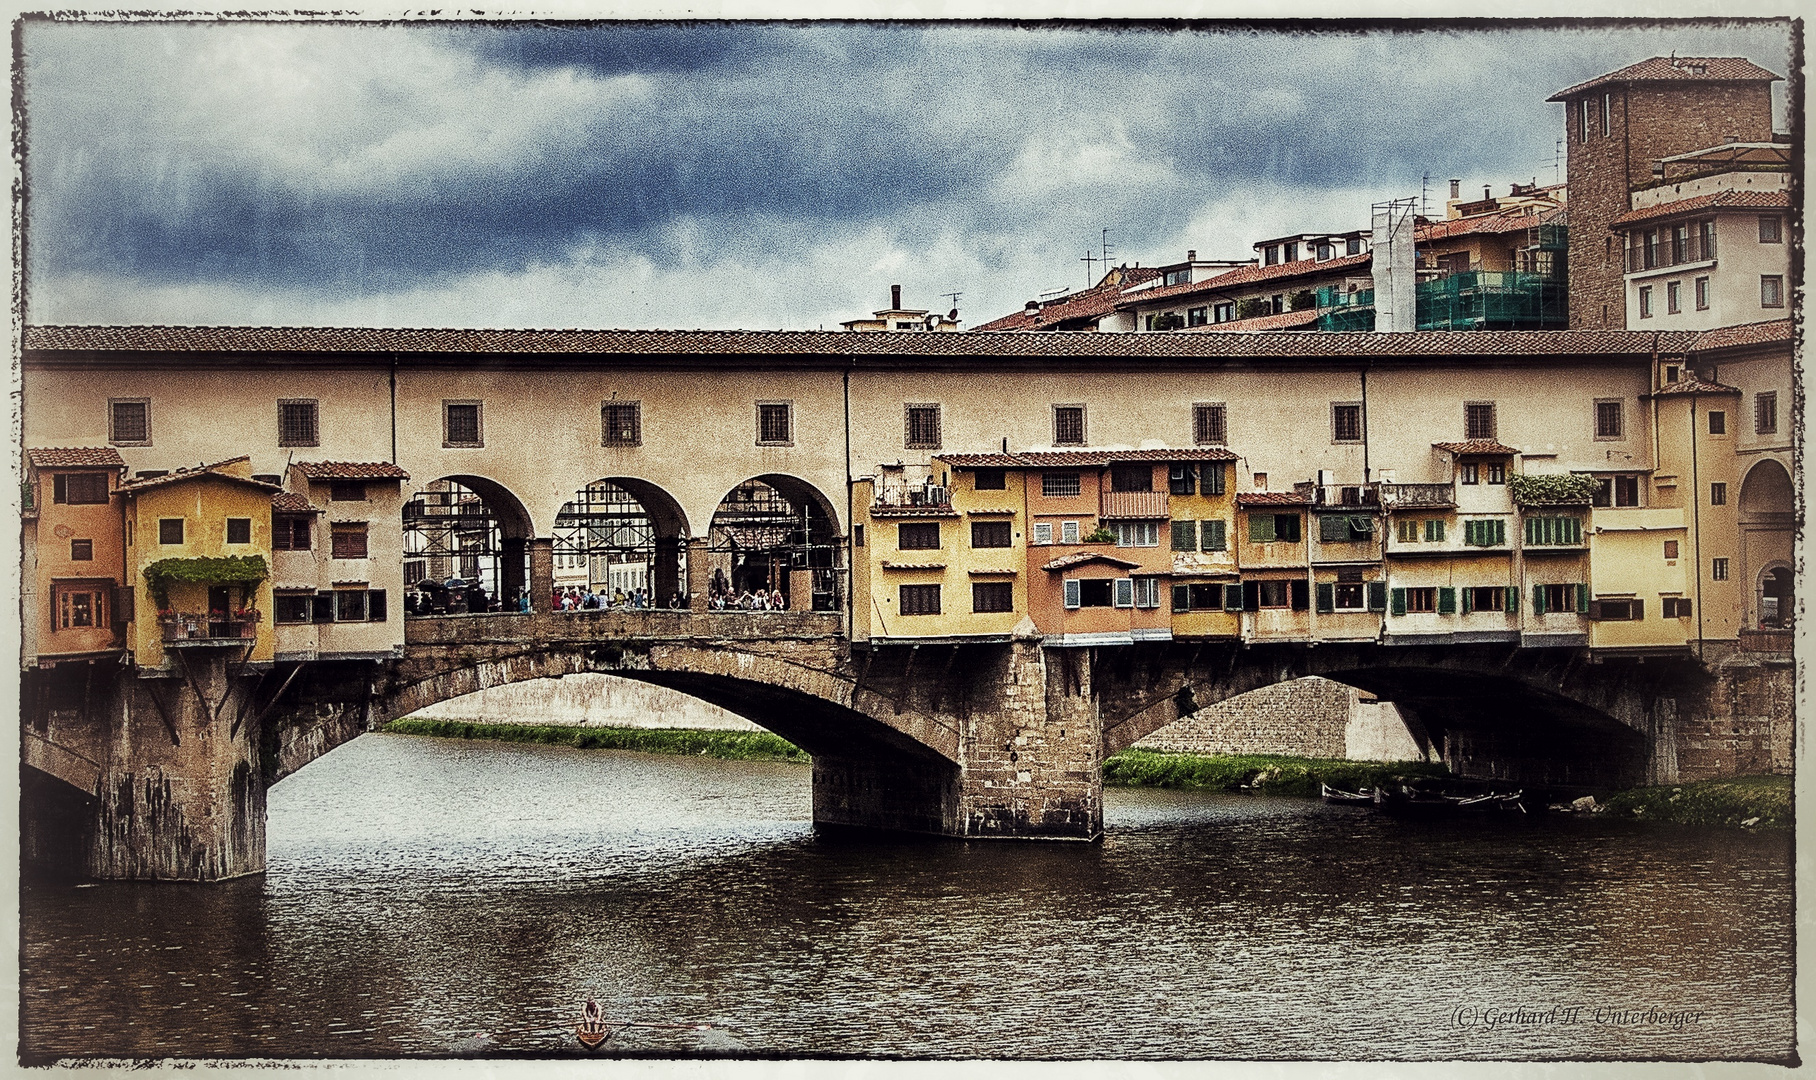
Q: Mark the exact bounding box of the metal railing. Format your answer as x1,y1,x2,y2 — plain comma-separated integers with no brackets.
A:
160,612,260,643
1624,232,1716,273
1378,482,1457,508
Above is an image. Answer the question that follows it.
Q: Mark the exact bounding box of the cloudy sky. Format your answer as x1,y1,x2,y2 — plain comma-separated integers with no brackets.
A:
21,18,1792,330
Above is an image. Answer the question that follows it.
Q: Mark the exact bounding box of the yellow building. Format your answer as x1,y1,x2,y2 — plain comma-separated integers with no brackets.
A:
24,447,129,666
118,457,280,670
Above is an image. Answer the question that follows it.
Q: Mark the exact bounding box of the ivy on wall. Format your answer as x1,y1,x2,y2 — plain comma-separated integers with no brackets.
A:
1507,473,1598,507
143,555,268,610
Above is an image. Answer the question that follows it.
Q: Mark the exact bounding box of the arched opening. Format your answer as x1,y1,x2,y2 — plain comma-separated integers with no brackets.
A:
402,476,534,615
1739,458,1794,521
706,475,844,611
1740,459,1794,630
552,479,691,608
1757,564,1793,629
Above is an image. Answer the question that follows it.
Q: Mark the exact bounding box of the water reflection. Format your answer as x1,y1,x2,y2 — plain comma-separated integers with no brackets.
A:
21,733,1794,1061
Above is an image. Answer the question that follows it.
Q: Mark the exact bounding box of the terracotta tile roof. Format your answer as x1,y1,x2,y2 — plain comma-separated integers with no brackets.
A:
940,448,1239,469
1039,551,1144,572
1416,203,1566,242
1611,189,1789,227
294,461,410,480
1190,309,1322,333
1655,376,1743,396
1236,491,1313,507
1432,440,1521,456
1548,57,1781,101
974,267,1163,332
879,560,947,570
1119,252,1373,307
1691,318,1792,352
27,447,125,468
115,456,280,494
965,567,1019,575
868,505,959,519
271,492,320,513
23,325,1707,364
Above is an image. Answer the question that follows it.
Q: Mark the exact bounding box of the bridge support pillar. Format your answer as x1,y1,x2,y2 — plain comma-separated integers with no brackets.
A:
527,537,554,614
954,639,1103,839
685,537,711,610
654,537,683,607
86,655,266,881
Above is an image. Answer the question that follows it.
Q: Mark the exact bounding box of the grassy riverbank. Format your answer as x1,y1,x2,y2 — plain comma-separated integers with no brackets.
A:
1102,750,1447,798
383,718,809,761
1598,775,1791,830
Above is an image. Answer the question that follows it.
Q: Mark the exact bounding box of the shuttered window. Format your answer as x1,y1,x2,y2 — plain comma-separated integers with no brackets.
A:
1463,519,1507,546
1523,516,1583,546
899,584,941,615
1201,520,1227,551
1200,462,1226,495
1171,521,1198,551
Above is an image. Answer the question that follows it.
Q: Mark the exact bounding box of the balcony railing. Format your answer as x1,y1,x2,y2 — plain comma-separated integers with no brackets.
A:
1625,232,1716,273
1378,482,1457,508
1295,482,1379,507
160,611,260,645
871,484,953,515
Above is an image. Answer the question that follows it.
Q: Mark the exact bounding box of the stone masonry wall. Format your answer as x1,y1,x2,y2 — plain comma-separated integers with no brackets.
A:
1674,654,1795,780
1135,676,1353,758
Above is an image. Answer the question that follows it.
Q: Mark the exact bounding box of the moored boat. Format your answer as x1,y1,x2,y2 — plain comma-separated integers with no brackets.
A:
1320,783,1374,806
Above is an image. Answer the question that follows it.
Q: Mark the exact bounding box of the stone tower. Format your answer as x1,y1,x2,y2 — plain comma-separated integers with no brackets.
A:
1548,57,1780,330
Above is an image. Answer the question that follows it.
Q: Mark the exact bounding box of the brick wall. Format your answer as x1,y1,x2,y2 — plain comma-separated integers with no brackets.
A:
1674,654,1794,780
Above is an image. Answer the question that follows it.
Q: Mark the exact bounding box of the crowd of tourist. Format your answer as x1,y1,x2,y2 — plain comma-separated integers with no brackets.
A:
706,587,788,611
552,585,687,611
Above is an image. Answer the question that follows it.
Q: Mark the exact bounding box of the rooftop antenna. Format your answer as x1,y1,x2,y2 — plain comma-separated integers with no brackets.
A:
1081,249,1099,288
1421,173,1430,218
941,291,962,320
1100,227,1114,268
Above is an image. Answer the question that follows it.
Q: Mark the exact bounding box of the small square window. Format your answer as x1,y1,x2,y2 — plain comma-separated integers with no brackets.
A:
899,584,941,615
1193,403,1227,446
602,401,642,446
898,523,941,550
70,539,93,561
1033,522,1053,545
274,515,313,551
1755,392,1778,435
1331,402,1364,443
1061,520,1079,544
1594,400,1624,440
904,404,942,450
1709,411,1726,436
973,469,1006,491
158,518,184,545
330,481,367,502
444,401,483,447
1486,462,1506,485
331,522,369,559
1694,277,1710,311
1664,540,1679,560
972,581,1014,613
971,520,1011,548
335,590,368,622
278,399,319,447
110,399,151,446
757,402,793,445
1041,473,1081,499
1712,557,1729,581
1053,405,1086,446
1464,402,1496,440
1710,482,1727,506
1666,280,1681,314
226,518,251,544
1459,463,1479,485
1759,216,1782,243
1761,275,1784,308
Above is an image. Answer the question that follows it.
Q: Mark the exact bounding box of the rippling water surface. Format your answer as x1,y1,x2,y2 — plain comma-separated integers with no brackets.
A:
21,733,1795,1061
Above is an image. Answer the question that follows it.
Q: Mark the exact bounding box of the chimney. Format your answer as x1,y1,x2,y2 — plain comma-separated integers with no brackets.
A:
891,284,902,309
1484,186,1492,200
1449,179,1460,199
1186,249,1197,261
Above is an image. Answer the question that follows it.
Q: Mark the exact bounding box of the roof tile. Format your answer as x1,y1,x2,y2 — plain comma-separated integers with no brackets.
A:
1236,491,1313,507
1548,56,1781,101
939,448,1239,469
1040,551,1145,572
116,456,279,494
1191,310,1322,333
1690,318,1792,352
271,492,320,513
1655,376,1743,396
1432,440,1521,455
294,461,410,480
1416,203,1566,242
1119,251,1373,307
975,267,1163,332
1611,188,1788,227
27,447,126,468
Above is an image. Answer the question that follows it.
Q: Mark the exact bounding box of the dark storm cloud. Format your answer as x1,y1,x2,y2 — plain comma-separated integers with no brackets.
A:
21,20,1793,326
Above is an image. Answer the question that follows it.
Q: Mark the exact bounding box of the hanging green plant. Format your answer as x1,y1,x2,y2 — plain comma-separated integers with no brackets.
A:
1081,526,1118,544
1508,473,1598,507
143,555,268,610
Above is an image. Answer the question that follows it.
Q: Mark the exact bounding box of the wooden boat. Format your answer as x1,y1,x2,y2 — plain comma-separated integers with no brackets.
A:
576,997,613,1052
1320,783,1374,805
1374,782,1525,815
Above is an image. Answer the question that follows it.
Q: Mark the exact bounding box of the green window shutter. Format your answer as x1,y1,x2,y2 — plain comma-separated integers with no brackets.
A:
1438,586,1457,614
1202,520,1227,551
1391,587,1407,616
1348,515,1373,539
1464,520,1479,546
1524,516,1537,545
1424,519,1444,542
1505,585,1518,613
1461,587,1475,614
1064,579,1081,609
1568,517,1582,544
1172,584,1189,613
1202,462,1226,495
1316,583,1335,613
1171,520,1198,551
1493,519,1506,546
1320,515,1348,542
1224,584,1245,611
1249,514,1276,543
1532,584,1546,614
1367,582,1388,611
1278,514,1301,542
1576,584,1589,613
1397,518,1418,543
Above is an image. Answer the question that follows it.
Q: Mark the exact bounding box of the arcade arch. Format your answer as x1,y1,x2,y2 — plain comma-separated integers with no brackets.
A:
705,474,844,611
552,478,691,606
402,476,534,613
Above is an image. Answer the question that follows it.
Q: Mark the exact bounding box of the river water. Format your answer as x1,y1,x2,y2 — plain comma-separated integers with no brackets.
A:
20,733,1795,1063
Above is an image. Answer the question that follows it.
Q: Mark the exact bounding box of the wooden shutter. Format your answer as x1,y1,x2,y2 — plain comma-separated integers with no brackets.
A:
1172,584,1190,613
1248,514,1274,543
1390,587,1407,616
1224,584,1244,611
1171,521,1197,551
1277,515,1301,543
1505,586,1518,614
1438,587,1456,615
1576,585,1589,613
1064,579,1081,609
1368,582,1388,612
1320,515,1348,542
1316,583,1335,613
1202,520,1226,551
1201,462,1226,495
1587,600,1604,620
1531,584,1546,614
1461,587,1475,614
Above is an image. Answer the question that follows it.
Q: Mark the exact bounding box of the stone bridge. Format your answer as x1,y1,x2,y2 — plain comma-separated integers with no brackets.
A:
22,611,1790,881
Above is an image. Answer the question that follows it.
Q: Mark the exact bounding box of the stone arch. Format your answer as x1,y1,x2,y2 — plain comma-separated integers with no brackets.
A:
705,474,845,611
1739,457,1794,522
403,474,537,612
552,477,692,606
